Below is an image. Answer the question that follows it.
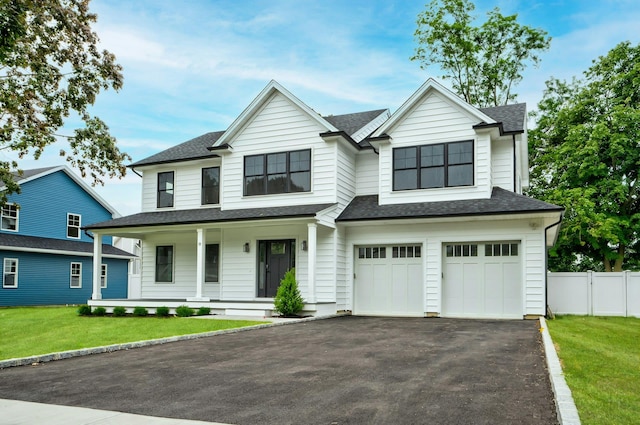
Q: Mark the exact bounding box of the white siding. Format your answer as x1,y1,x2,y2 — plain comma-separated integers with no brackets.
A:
139,158,222,212
140,229,221,299
336,141,356,209
344,218,547,317
221,92,337,210
335,226,348,310
355,152,379,196
316,226,336,302
492,138,514,191
378,92,493,205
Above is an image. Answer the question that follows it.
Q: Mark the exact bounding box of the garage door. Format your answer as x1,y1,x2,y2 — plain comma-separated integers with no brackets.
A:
354,245,423,316
442,242,522,319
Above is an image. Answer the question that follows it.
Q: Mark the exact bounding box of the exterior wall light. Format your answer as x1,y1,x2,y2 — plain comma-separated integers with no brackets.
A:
302,240,308,251
243,242,250,253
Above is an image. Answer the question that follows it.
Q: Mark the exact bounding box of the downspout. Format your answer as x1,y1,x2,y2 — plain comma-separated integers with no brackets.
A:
130,167,142,178
512,135,517,192
544,214,564,317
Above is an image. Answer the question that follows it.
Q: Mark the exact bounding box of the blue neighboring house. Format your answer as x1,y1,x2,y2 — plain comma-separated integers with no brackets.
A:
0,166,134,306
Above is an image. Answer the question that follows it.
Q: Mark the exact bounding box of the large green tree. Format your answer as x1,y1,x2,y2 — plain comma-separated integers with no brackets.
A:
528,41,640,272
411,0,550,107
0,0,129,204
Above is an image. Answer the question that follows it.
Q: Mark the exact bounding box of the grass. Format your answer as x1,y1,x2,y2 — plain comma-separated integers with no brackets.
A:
547,315,640,425
0,306,265,360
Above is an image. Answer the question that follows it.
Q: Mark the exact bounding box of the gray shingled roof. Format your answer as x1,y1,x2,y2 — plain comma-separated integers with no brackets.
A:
12,166,59,182
479,103,526,133
130,131,225,167
337,187,562,222
86,203,336,230
0,234,135,257
322,109,387,138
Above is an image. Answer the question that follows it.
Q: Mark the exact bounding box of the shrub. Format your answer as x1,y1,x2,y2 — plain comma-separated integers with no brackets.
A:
93,307,107,316
112,306,127,317
273,268,304,317
196,306,211,316
156,306,170,317
175,305,194,317
77,305,92,316
132,306,148,317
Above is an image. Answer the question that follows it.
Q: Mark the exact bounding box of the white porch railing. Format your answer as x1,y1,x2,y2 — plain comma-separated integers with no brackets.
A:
547,271,640,317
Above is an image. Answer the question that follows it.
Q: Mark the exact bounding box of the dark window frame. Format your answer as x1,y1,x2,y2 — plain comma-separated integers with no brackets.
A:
155,245,174,283
157,171,175,208
201,167,220,205
244,149,311,196
205,243,219,283
393,140,474,190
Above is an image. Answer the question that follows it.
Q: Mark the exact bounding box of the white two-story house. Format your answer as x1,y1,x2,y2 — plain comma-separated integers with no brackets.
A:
87,79,563,319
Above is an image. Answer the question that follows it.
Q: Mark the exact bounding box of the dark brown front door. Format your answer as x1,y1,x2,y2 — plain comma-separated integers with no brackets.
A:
257,240,295,297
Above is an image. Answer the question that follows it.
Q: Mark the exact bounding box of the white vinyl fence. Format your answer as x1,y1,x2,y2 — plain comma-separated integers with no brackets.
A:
547,271,640,317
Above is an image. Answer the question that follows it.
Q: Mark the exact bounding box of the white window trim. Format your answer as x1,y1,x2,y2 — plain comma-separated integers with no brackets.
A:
67,213,81,239
100,264,107,288
70,262,82,288
3,258,18,288
1,204,19,232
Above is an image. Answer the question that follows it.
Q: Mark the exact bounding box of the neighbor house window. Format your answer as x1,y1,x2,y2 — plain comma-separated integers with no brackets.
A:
205,244,219,282
393,141,473,190
244,149,311,196
1,204,18,231
100,264,107,288
70,262,82,288
201,167,220,205
157,171,174,208
3,258,18,288
155,245,173,282
67,213,81,239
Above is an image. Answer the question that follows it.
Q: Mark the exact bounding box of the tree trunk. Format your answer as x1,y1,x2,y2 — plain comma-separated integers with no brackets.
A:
604,256,612,272
614,245,625,272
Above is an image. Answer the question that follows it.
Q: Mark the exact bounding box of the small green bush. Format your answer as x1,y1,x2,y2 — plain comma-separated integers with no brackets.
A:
273,268,304,317
175,305,194,317
112,306,127,317
196,306,211,316
93,307,107,316
156,306,170,317
132,306,148,317
77,305,92,316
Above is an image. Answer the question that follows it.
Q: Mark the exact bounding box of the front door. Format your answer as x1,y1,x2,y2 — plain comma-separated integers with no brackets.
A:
257,240,295,297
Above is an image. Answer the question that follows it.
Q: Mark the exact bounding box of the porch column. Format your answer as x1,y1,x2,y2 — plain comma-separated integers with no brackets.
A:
188,228,210,301
92,233,102,300
307,223,317,303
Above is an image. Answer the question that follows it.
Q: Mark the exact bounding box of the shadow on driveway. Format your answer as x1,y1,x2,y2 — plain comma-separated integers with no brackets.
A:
0,317,557,424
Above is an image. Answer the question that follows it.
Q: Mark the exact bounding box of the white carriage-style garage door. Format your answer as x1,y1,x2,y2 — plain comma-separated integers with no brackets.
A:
354,245,423,317
442,242,522,319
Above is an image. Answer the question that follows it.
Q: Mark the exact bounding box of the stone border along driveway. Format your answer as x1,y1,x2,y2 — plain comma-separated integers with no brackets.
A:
0,315,579,424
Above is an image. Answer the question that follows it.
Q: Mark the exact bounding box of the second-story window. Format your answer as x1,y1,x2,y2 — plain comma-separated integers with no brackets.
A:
201,167,220,205
244,149,311,196
1,204,18,231
393,140,473,190
67,213,81,239
157,171,174,208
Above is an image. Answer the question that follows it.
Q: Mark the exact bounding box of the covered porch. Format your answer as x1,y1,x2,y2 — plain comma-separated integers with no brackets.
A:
84,203,340,317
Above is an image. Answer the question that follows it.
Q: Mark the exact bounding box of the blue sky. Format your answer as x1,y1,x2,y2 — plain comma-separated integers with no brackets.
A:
5,0,640,216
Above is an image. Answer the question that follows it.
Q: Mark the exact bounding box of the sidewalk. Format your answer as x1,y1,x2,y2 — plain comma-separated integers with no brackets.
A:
0,399,229,425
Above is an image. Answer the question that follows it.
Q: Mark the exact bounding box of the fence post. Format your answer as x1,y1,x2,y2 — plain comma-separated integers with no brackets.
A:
624,270,629,317
587,270,593,316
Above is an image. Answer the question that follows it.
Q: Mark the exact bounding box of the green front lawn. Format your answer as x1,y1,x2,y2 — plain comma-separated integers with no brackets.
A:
547,315,640,425
0,306,265,360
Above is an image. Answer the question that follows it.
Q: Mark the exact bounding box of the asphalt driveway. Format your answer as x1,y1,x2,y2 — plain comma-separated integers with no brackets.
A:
0,317,557,424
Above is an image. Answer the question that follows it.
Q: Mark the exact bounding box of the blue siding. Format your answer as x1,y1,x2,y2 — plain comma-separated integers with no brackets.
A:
3,170,113,244
0,251,128,307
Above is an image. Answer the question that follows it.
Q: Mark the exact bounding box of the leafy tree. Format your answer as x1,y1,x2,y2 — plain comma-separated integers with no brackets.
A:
528,42,640,272
412,0,550,107
0,0,129,204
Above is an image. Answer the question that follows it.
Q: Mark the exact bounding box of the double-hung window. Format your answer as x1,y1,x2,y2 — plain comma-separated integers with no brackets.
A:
3,258,18,288
393,140,473,190
70,262,82,288
201,167,220,205
1,204,18,231
100,264,107,288
67,213,81,239
155,245,173,283
157,171,174,208
244,149,311,196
